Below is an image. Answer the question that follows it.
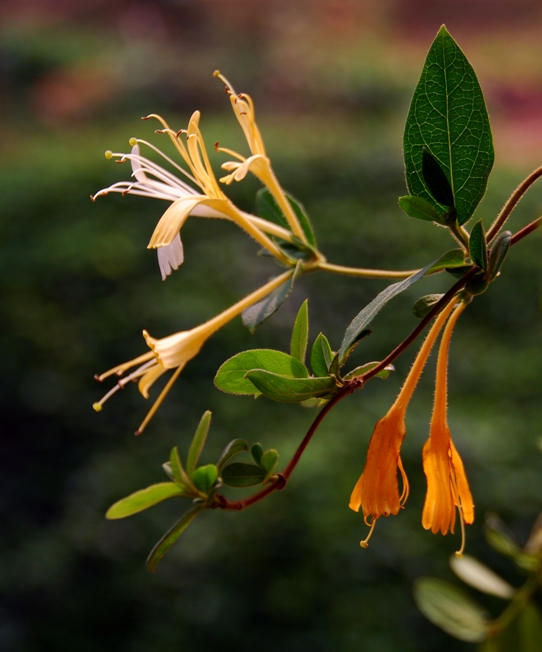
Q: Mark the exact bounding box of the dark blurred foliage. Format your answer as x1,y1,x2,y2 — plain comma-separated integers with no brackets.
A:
1,1,542,651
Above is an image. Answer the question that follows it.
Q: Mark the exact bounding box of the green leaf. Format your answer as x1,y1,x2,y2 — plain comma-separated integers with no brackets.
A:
404,26,494,225
215,349,309,396
286,192,317,247
245,370,337,403
450,555,515,599
413,577,490,643
216,438,248,470
518,604,542,652
186,410,212,476
251,443,264,466
310,333,333,377
106,483,187,520
338,261,434,362
426,248,466,274
146,507,203,572
221,462,266,487
422,148,455,208
488,230,512,280
260,449,279,475
342,361,394,381
412,293,445,318
484,514,538,570
255,188,317,247
398,195,446,224
170,446,192,487
491,604,542,652
256,187,289,229
242,269,296,333
469,220,488,270
192,464,218,494
290,300,309,364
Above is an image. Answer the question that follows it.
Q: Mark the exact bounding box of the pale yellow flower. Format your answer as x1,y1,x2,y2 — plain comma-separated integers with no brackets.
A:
213,71,307,243
93,270,293,434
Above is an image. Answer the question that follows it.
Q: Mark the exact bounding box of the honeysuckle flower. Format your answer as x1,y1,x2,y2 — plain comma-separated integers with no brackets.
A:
93,270,293,434
92,141,224,279
213,71,307,243
422,300,474,556
349,298,459,547
93,113,294,277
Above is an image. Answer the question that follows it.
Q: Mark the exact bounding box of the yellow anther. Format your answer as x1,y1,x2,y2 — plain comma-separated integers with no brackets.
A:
92,402,102,412
129,137,137,147
105,150,113,159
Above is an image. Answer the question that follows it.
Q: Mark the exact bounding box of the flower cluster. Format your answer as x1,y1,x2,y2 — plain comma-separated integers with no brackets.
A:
92,74,313,433
349,298,474,554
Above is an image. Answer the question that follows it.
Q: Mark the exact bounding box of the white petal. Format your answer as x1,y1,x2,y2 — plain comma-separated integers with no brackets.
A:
157,234,184,280
130,144,147,183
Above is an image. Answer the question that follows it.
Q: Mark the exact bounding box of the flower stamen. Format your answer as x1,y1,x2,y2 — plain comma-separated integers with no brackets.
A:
360,518,377,549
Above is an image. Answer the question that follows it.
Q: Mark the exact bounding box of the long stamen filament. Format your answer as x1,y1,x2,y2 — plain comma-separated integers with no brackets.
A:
135,364,184,435
360,518,376,548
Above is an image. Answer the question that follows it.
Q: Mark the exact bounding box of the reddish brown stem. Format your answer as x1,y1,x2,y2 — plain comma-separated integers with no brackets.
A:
215,216,541,512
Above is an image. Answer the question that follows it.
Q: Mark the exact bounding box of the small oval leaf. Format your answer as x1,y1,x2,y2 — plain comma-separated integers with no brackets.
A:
399,195,446,223
216,438,248,470
310,333,333,377
412,294,445,319
215,349,309,396
245,370,337,403
192,464,218,494
260,449,279,475
221,462,266,487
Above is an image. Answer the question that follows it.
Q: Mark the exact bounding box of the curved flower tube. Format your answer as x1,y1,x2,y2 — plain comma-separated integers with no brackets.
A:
349,298,459,545
422,300,474,556
93,270,293,434
213,71,307,243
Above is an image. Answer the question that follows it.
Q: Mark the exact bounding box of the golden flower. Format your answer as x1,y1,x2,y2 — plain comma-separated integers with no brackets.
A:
213,71,307,244
93,111,294,276
421,301,474,556
93,270,293,434
349,298,459,547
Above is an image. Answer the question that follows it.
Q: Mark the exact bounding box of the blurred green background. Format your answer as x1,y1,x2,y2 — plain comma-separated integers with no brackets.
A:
2,1,542,650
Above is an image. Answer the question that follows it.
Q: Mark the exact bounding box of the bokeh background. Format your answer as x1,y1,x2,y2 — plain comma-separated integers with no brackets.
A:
2,1,542,650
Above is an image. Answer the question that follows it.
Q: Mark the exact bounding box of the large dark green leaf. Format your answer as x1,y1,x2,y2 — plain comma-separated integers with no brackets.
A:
245,370,337,403
106,483,187,520
215,349,309,396
404,26,494,225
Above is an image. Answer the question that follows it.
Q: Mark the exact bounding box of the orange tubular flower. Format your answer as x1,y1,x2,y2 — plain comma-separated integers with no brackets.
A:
422,301,474,556
349,298,459,546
